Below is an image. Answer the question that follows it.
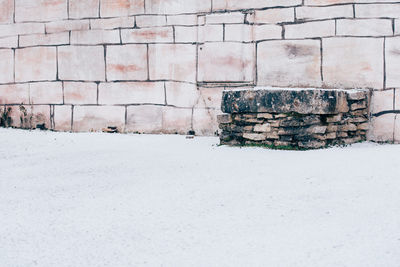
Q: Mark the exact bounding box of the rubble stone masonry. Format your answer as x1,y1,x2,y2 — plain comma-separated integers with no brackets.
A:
0,0,399,142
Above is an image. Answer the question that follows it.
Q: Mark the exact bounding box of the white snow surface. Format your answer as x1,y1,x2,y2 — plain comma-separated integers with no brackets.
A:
1,128,400,267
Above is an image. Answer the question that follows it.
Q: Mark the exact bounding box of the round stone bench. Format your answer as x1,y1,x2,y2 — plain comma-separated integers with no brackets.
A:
218,87,370,149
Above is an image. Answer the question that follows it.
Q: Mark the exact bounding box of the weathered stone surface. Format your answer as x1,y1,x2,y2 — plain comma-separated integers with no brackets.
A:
100,0,144,17
161,106,192,134
0,84,29,104
149,44,197,82
248,8,294,24
106,44,148,81
90,17,134,30
395,115,400,143
385,37,400,88
222,88,351,114
54,105,72,131
243,133,267,141
145,0,211,14
195,87,225,109
192,108,220,136
58,46,105,81
45,20,89,33
19,32,69,47
0,0,14,24
296,5,353,21
371,90,393,114
0,36,18,48
165,82,198,108
212,0,301,11
0,49,13,83
64,82,98,105
121,27,174,43
70,29,120,45
29,82,63,104
198,42,255,83
368,114,395,142
15,47,57,82
126,105,163,133
69,0,99,19
257,40,322,88
217,114,232,124
336,19,392,37
73,106,125,132
15,0,68,22
98,82,164,105
323,37,384,89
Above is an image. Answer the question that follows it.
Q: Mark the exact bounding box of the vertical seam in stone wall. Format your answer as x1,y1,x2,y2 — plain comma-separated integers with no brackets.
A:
255,42,258,85
352,4,356,18
12,48,15,83
294,8,297,22
13,0,15,23
62,81,65,104
68,31,71,45
392,19,395,35
281,25,285,39
334,19,337,36
383,37,386,90
71,105,74,131
223,24,226,41
67,0,70,19
50,105,55,129
119,29,122,44
103,45,107,82
56,47,59,80
124,105,127,131
96,82,99,105
393,115,397,142
320,39,324,82
163,82,167,105
146,44,150,80
17,35,19,47
98,0,101,18
172,26,176,43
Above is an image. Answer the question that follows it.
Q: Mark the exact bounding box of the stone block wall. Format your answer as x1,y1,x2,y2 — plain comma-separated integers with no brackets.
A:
219,88,370,149
0,0,399,141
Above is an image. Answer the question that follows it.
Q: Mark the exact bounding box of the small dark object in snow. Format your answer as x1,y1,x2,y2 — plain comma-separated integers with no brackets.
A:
102,126,118,133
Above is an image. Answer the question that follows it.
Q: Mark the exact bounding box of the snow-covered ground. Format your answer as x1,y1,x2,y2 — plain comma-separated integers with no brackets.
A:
1,128,400,267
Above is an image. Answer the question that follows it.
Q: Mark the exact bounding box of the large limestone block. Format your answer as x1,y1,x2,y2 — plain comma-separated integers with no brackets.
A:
15,0,68,22
161,106,192,134
29,82,63,104
212,0,301,11
63,82,98,105
19,32,69,47
0,84,29,104
0,0,14,24
395,115,400,143
0,49,13,83
385,37,400,88
54,105,72,131
73,106,125,132
195,87,226,109
165,82,199,108
198,42,255,83
58,46,105,81
149,44,197,83
356,4,400,18
257,40,322,87
323,37,384,89
221,88,354,114
145,0,211,14
69,0,99,19
121,27,173,43
106,44,148,81
98,82,165,105
247,8,294,24
296,5,353,21
285,20,335,39
15,47,57,82
192,108,221,136
371,89,394,114
368,114,395,142
336,19,392,36
100,0,144,17
70,29,120,45
126,105,163,133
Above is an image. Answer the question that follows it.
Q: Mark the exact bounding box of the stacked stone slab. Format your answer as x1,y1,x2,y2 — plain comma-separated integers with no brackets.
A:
218,88,370,149
0,0,399,141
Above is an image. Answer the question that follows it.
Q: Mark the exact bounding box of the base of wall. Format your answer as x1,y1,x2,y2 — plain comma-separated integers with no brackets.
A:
218,88,371,150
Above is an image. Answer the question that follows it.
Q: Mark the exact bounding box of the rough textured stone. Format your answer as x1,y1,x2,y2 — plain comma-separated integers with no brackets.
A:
222,88,352,114
0,84,29,104
257,39,322,87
